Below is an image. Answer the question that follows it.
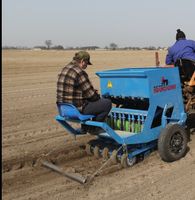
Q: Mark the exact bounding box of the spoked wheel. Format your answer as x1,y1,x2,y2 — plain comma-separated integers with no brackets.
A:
158,124,188,162
120,154,136,168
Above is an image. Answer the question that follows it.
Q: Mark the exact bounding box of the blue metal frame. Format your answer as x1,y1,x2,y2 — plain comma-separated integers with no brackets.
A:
55,67,187,147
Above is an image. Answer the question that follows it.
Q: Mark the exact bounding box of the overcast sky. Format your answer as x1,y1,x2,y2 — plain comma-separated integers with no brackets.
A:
2,0,195,48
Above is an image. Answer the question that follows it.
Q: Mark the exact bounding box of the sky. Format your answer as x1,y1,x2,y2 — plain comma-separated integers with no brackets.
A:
2,0,195,48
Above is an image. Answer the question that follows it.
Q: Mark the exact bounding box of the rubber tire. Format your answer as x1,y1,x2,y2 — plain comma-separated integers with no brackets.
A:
158,124,188,162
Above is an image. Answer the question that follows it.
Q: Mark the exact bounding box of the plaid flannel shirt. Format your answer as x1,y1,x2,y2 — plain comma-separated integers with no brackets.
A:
57,61,99,111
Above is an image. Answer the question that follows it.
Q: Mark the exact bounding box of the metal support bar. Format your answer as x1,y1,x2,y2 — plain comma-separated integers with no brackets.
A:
41,160,87,184
86,145,123,184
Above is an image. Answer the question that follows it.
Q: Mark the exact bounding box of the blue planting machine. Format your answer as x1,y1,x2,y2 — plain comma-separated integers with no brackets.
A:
55,66,189,169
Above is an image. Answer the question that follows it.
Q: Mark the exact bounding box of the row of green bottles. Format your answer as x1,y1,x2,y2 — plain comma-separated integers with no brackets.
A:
124,120,142,133
106,117,119,129
106,117,143,133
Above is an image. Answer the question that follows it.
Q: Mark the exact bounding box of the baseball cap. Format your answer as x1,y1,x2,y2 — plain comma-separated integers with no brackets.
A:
73,51,92,65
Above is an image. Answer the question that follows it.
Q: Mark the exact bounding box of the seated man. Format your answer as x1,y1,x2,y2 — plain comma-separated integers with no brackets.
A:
56,51,112,134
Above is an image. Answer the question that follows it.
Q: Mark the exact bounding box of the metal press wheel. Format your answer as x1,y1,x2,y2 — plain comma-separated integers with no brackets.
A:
158,123,188,162
94,146,100,158
85,144,92,156
102,147,109,159
110,150,118,164
120,154,136,168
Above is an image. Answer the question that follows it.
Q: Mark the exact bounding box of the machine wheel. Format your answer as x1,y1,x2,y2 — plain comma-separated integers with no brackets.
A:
85,144,92,155
121,154,136,168
110,150,118,164
158,124,188,162
94,146,100,158
102,147,109,159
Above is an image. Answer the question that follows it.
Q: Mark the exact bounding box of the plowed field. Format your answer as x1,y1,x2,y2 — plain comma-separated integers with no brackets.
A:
2,50,195,200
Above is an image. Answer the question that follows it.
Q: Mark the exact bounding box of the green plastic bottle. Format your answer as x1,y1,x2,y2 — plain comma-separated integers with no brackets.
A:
116,119,121,130
131,121,135,133
134,122,138,133
124,120,130,132
137,122,141,133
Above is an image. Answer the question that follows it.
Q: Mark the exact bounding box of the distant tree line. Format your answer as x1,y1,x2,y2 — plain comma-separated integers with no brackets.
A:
3,46,32,50
3,40,167,51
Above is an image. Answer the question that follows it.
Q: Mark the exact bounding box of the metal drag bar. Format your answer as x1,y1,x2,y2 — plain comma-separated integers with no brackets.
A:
41,160,87,184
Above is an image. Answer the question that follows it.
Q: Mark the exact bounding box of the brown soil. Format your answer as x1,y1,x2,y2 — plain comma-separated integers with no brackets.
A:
2,50,195,200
